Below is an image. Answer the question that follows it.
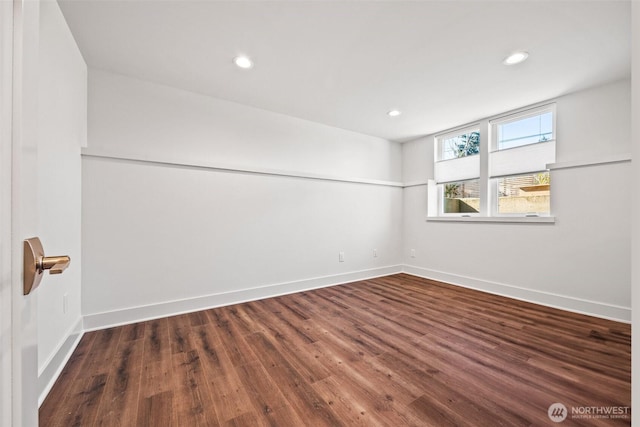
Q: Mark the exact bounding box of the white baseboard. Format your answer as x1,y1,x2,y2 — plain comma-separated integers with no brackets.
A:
83,265,403,331
40,265,627,405
83,263,630,332
38,264,627,408
402,265,631,323
38,317,84,406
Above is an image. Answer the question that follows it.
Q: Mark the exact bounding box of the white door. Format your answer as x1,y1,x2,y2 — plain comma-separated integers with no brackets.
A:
3,0,86,422
1,1,43,425
0,1,15,424
2,1,85,424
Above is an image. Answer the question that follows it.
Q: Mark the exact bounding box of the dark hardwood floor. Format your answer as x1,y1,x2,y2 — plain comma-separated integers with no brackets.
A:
39,274,631,426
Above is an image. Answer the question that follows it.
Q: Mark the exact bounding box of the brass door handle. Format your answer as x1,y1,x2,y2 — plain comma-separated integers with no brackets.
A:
40,256,71,274
23,237,71,295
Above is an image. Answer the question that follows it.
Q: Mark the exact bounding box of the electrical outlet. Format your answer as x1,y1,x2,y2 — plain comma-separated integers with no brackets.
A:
373,249,378,258
410,249,416,258
63,293,68,314
339,252,345,262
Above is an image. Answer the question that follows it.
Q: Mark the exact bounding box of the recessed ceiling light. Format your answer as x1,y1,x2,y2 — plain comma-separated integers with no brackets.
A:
387,110,402,117
503,51,529,65
233,56,253,69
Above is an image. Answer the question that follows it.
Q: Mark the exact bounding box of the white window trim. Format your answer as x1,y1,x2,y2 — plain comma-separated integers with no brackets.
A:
426,215,555,223
489,102,556,151
489,103,556,166
434,123,481,162
433,124,483,216
434,179,482,217
428,101,557,221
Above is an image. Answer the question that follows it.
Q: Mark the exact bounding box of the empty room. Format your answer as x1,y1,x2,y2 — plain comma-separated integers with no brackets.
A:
1,0,638,426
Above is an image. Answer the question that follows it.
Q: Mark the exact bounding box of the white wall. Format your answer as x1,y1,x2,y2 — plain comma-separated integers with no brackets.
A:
82,70,403,327
83,72,631,325
630,1,639,415
37,0,85,401
87,70,401,182
402,79,631,321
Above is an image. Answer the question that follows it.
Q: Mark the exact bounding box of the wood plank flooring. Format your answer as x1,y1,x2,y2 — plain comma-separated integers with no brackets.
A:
40,274,631,426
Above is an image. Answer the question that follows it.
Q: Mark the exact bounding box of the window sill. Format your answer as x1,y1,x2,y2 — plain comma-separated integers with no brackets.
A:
426,215,555,224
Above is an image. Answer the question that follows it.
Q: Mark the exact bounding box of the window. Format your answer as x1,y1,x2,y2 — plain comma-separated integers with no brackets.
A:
435,128,480,191
434,127,481,216
490,105,555,216
440,130,480,160
442,179,480,214
430,104,555,219
496,110,553,150
497,172,550,214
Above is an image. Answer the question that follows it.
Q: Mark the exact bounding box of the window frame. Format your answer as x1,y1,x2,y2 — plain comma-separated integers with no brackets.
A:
491,171,551,217
436,125,481,162
489,103,556,217
490,104,556,153
437,178,482,217
428,102,556,222
433,125,482,217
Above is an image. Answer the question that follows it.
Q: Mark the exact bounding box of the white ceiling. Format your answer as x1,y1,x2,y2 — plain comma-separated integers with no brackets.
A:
58,0,631,142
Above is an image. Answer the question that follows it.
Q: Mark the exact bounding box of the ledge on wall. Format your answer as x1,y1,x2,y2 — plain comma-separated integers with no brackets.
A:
81,149,404,188
546,153,631,171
